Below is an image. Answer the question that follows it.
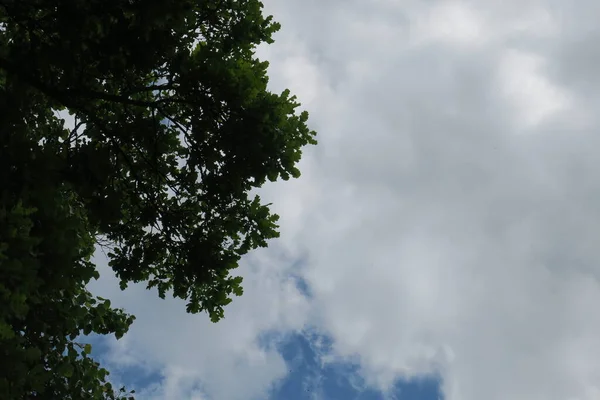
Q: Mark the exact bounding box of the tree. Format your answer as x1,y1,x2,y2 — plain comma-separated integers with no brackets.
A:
0,0,316,398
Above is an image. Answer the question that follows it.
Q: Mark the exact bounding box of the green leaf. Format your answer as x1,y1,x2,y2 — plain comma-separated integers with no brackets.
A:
58,363,74,378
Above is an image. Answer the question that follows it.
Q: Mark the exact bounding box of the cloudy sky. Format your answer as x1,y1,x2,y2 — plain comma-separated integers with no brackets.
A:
87,1,600,399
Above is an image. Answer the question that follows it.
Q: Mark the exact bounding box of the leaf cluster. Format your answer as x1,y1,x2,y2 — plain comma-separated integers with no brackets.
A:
0,0,315,398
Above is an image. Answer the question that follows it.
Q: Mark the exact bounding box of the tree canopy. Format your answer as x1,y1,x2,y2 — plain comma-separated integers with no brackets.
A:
0,0,316,398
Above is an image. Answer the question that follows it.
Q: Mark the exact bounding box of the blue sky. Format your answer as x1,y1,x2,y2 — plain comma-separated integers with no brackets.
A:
86,272,443,399
267,332,441,400
89,330,442,400
85,0,600,399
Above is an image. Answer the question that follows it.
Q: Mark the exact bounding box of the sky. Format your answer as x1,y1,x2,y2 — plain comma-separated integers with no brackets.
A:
86,1,600,399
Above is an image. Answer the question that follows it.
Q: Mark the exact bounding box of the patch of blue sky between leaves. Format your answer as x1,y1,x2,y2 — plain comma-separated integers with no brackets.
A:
262,330,443,400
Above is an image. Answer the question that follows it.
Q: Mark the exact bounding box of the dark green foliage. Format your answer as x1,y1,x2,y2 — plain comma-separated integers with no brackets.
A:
0,0,316,398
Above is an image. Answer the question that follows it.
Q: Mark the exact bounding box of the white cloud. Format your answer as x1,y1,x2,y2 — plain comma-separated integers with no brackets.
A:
496,49,572,128
87,1,600,399
89,247,309,400
257,1,600,399
409,1,487,47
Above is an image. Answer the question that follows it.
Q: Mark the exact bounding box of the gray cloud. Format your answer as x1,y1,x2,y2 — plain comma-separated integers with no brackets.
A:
90,1,600,399
258,1,600,399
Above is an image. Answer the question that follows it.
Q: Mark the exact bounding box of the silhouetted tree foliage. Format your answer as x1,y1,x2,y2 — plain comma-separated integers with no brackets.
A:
0,0,316,397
